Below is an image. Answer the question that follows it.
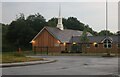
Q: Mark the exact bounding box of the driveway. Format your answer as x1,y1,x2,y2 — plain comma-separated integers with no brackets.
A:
2,56,118,75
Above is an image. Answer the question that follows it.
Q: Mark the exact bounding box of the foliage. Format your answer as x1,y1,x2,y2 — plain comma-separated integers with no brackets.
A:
3,13,46,52
47,17,97,35
47,18,57,27
98,30,114,36
26,13,47,32
80,28,89,43
2,24,14,52
2,13,116,52
116,31,120,35
80,28,89,53
84,25,98,36
65,17,84,31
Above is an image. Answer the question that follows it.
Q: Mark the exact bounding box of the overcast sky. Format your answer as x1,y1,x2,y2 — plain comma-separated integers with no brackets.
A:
1,1,118,33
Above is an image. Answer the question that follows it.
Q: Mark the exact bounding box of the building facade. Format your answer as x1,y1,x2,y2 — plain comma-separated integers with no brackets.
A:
30,26,119,54
30,6,119,54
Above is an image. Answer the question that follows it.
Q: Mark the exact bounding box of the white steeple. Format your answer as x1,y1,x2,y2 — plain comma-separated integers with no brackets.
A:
57,4,64,30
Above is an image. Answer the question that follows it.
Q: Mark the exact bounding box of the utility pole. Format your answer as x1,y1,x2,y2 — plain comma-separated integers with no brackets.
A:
106,0,108,37
106,0,111,56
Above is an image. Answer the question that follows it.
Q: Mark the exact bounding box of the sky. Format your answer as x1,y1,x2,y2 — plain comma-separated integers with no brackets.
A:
0,0,119,33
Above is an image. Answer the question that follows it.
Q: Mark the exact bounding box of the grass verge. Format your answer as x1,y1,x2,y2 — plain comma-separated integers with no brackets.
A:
1,52,45,63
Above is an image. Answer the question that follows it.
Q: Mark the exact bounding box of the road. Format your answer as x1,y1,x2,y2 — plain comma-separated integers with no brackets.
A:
2,56,119,75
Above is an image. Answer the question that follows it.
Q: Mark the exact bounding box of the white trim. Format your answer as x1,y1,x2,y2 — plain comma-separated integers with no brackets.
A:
101,37,113,43
30,27,46,43
30,27,62,43
103,43,112,49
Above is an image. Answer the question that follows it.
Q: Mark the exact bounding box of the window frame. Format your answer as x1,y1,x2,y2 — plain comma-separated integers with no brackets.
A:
103,39,112,48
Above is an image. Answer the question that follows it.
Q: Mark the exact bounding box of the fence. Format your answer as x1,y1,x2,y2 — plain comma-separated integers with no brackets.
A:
33,46,61,54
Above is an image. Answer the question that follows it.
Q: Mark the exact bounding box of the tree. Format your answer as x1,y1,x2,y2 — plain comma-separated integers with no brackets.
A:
66,17,84,31
47,17,96,36
80,28,89,53
3,13,97,52
47,18,57,27
98,30,114,36
2,23,13,52
6,13,47,51
116,31,120,35
26,13,47,33
47,17,68,29
84,25,98,36
6,14,36,51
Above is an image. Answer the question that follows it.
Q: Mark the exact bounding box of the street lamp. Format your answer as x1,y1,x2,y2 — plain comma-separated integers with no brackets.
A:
93,42,97,46
73,42,76,45
32,40,35,44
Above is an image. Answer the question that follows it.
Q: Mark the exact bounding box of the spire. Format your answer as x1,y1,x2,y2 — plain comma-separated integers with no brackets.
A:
57,4,64,30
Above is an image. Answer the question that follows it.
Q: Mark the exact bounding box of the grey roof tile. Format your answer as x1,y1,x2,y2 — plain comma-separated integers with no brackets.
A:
70,36,119,43
45,26,92,43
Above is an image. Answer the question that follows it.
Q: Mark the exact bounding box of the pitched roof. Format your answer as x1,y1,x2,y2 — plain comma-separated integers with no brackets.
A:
31,26,92,43
70,36,119,43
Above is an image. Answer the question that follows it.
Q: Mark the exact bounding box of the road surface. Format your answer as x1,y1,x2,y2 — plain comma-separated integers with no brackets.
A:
2,56,119,75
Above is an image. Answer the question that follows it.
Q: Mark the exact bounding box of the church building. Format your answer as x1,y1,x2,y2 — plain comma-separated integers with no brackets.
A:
30,6,119,54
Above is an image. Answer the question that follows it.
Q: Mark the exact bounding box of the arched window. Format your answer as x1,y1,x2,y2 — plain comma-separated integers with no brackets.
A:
103,39,112,48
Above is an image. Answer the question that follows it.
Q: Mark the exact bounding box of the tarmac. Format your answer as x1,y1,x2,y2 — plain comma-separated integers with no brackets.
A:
2,56,119,76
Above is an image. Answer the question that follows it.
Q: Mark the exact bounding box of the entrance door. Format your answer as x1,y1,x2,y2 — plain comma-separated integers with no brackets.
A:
71,44,82,53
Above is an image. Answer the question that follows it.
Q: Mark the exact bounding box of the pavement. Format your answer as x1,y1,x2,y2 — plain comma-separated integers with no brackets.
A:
0,58,57,68
2,56,119,76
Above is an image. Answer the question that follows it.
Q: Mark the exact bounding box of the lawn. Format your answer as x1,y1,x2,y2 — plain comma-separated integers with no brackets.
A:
1,51,118,63
1,52,45,63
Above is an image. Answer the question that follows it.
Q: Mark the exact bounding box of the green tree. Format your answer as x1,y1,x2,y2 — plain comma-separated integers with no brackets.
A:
2,23,13,52
116,31,120,35
47,18,57,27
66,17,84,31
26,13,47,33
47,17,67,29
47,17,96,36
6,14,36,51
80,28,89,53
3,13,97,52
84,25,98,36
98,30,114,36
